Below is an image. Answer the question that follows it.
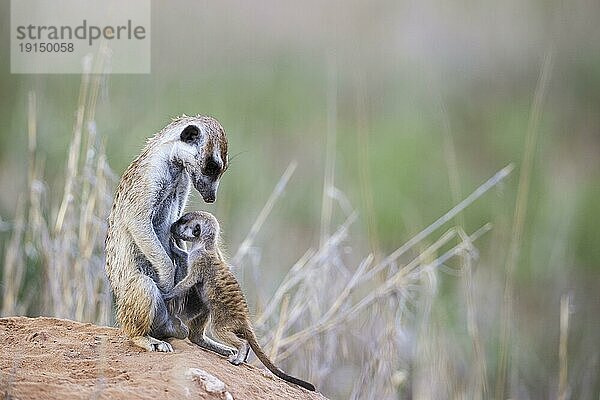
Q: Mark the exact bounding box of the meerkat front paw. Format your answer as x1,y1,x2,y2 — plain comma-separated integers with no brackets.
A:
170,239,188,261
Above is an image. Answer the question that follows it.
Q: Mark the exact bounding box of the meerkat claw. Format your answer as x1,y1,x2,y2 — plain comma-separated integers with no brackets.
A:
228,352,242,365
131,336,174,352
152,341,174,352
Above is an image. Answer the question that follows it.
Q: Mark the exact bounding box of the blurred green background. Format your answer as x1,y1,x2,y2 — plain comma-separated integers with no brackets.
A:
1,1,599,398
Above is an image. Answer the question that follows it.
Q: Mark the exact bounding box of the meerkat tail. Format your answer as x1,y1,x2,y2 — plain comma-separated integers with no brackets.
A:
241,329,316,391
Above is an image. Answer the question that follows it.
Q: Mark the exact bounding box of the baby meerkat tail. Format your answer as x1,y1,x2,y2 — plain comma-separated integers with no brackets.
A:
241,328,316,391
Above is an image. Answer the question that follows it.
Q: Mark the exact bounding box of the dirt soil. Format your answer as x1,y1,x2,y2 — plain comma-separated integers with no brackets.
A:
0,317,326,400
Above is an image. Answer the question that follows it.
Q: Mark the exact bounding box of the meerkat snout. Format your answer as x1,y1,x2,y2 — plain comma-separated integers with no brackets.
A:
194,173,220,203
190,148,226,204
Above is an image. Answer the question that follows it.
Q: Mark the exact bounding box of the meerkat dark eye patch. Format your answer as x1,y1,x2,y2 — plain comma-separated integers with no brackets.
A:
192,224,201,237
204,157,222,177
180,125,200,143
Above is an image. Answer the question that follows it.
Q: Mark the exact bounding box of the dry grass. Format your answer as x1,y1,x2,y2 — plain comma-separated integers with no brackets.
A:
558,294,571,400
495,51,554,400
1,54,116,325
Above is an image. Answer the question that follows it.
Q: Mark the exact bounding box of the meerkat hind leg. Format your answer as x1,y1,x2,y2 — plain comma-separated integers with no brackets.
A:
217,331,248,366
200,335,236,357
151,313,189,340
120,274,179,352
190,334,236,357
131,335,174,352
188,311,235,357
231,339,250,365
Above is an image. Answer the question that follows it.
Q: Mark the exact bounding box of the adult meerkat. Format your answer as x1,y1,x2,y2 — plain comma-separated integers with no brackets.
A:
166,211,316,392
105,115,228,352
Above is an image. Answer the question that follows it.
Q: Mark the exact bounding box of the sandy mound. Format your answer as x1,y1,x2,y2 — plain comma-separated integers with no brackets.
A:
0,317,325,400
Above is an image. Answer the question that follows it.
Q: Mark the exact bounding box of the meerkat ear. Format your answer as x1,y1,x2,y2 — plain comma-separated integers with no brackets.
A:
180,125,200,143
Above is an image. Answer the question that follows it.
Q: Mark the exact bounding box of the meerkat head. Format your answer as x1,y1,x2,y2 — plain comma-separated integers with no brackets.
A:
171,211,220,250
159,115,228,203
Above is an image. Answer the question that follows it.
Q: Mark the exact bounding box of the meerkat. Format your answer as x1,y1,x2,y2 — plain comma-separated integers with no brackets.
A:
105,115,228,352
165,211,316,392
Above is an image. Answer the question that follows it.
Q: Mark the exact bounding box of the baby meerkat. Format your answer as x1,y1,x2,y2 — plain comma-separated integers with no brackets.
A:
165,211,316,392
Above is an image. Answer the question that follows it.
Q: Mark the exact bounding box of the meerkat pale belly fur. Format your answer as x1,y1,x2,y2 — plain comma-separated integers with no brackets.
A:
165,211,316,392
105,115,228,352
